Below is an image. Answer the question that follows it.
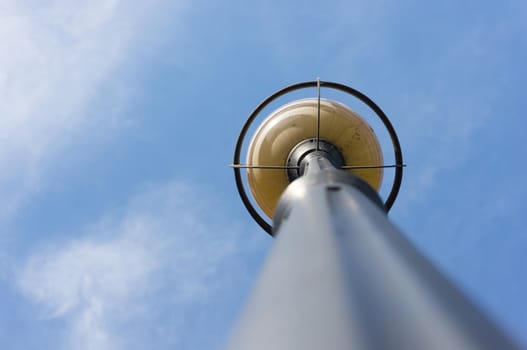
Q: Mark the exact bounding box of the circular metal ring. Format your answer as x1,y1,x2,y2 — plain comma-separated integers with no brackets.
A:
233,80,404,235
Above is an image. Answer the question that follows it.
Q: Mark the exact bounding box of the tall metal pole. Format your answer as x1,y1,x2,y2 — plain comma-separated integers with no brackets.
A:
227,153,518,350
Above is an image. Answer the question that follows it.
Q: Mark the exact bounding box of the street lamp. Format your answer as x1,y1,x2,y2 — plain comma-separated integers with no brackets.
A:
228,80,518,350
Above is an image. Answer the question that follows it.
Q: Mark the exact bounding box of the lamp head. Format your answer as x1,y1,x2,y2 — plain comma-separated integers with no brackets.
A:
247,98,383,218
232,80,403,235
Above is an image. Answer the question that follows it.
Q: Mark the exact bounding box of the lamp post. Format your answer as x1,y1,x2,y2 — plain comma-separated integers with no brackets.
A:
228,80,519,350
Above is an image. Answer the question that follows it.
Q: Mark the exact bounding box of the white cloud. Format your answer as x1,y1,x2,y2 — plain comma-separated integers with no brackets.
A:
388,20,522,206
0,0,186,221
17,181,251,350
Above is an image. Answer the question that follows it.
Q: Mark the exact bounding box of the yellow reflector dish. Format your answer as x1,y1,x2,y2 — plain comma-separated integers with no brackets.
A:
247,98,383,219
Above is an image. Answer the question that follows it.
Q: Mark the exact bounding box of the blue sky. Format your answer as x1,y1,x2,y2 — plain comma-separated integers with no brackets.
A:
0,0,526,349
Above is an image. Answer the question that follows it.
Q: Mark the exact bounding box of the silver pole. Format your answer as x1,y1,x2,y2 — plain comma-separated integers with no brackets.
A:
227,153,519,350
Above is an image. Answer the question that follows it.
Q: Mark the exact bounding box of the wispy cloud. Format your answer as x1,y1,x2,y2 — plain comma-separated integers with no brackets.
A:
386,16,525,205
17,181,253,350
0,0,185,221
251,0,394,74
